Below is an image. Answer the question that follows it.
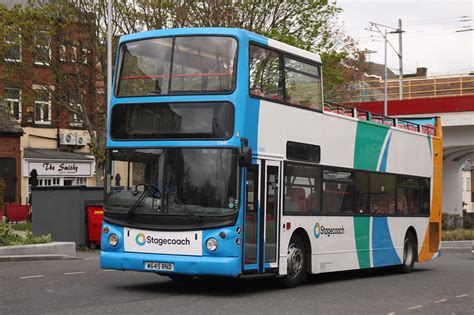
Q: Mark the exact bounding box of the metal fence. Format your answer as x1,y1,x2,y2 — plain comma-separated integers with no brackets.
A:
350,73,474,102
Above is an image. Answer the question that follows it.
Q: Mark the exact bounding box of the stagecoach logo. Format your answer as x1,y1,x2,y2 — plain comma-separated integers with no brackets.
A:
314,223,321,238
314,222,345,239
134,232,192,247
136,233,146,246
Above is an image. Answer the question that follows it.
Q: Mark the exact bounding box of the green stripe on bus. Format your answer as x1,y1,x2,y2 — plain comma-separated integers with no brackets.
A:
427,135,432,157
354,216,371,269
354,122,389,171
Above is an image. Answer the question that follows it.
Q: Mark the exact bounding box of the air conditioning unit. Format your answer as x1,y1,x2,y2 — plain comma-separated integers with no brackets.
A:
76,135,89,146
59,132,77,145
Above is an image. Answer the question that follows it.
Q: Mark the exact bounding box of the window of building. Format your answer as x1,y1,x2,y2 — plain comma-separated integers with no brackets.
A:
35,31,51,66
71,46,78,63
370,173,396,214
4,88,21,121
284,163,322,215
322,170,354,214
34,91,51,124
249,45,282,101
284,57,322,110
38,177,61,187
69,99,83,127
4,33,22,62
81,46,88,64
59,44,67,62
75,177,87,186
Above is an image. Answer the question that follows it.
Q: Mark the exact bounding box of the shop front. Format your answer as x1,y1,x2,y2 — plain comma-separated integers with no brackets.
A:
23,148,95,203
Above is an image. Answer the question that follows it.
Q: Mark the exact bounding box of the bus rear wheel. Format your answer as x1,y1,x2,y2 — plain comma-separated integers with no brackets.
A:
280,234,307,288
399,232,416,273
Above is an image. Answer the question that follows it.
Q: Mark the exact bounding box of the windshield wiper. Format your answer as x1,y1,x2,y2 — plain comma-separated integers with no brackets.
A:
127,185,160,220
166,190,201,223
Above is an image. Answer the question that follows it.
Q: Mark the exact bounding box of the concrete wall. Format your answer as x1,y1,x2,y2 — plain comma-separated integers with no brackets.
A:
442,160,464,215
31,186,103,246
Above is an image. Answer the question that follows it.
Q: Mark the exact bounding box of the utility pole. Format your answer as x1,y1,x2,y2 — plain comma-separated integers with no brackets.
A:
366,21,404,115
107,1,112,115
398,19,403,100
384,29,388,116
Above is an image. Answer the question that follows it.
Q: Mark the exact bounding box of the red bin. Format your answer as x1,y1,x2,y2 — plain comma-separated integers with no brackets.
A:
5,204,31,222
87,205,104,248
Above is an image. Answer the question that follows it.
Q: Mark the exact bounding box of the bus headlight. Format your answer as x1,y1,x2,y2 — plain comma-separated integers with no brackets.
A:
206,237,218,251
108,233,119,247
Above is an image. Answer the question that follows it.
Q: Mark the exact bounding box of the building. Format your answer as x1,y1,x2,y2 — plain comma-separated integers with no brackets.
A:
0,0,102,205
0,101,23,204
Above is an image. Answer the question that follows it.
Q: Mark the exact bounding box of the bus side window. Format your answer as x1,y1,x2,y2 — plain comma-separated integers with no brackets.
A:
249,44,283,101
355,172,369,214
283,57,322,111
369,174,396,215
397,177,424,215
283,163,321,215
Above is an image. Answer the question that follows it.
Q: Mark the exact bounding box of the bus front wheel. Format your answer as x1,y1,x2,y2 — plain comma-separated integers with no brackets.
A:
280,234,307,288
399,232,416,273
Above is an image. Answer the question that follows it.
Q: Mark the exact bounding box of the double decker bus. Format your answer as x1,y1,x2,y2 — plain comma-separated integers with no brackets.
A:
100,28,442,287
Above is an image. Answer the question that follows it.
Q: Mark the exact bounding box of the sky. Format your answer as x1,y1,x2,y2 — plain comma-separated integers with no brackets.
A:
337,0,473,76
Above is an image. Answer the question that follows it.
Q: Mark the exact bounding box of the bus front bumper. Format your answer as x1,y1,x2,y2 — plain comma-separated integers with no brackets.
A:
100,251,242,277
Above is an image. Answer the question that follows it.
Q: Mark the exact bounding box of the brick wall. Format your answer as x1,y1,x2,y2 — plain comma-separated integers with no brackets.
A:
0,135,22,204
0,21,100,131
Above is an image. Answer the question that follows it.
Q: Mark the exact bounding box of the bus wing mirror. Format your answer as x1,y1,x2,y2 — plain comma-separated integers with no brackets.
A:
239,138,252,167
239,146,252,167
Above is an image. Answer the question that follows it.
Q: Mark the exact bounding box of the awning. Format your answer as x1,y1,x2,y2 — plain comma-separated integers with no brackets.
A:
24,148,94,161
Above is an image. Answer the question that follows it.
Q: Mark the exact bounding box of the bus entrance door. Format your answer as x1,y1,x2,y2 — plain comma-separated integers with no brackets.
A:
243,165,259,270
263,162,280,271
243,161,280,273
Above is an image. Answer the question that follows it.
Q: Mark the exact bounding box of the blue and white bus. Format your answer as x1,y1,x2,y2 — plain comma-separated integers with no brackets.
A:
101,28,442,287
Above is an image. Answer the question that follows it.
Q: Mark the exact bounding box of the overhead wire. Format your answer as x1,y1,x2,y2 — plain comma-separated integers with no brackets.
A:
403,15,472,26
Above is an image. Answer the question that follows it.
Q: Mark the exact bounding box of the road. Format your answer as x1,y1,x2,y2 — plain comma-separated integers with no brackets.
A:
0,250,472,314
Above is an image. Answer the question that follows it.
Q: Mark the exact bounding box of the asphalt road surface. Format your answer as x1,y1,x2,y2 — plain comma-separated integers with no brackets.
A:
0,250,472,314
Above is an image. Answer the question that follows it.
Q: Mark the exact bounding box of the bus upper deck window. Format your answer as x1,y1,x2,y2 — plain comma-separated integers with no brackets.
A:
117,36,237,97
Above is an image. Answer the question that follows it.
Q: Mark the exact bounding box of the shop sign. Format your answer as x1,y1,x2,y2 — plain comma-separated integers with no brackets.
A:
28,161,92,176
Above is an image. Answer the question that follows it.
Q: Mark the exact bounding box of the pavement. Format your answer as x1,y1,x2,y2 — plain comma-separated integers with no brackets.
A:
0,249,472,314
0,242,76,261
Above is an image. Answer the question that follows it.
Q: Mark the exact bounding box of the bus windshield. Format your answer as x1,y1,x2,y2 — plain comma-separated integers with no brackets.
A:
117,36,238,96
105,148,239,218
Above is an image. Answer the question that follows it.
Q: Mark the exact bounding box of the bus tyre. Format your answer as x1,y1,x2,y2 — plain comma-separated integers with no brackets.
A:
280,234,307,288
400,232,416,273
167,274,194,282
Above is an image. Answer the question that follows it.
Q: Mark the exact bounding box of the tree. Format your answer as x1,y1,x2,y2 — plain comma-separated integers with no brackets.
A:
0,1,106,184
76,0,361,102
1,0,360,186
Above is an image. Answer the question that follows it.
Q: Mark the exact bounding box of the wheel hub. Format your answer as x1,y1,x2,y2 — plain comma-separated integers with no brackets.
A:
287,243,304,277
404,239,413,266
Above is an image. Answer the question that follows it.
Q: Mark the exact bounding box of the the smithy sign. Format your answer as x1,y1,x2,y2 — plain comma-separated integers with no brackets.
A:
28,162,92,176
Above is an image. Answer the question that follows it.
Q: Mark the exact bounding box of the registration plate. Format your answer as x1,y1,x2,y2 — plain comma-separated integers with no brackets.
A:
145,262,174,271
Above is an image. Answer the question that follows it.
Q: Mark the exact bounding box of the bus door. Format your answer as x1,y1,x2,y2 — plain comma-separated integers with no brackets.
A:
243,161,280,273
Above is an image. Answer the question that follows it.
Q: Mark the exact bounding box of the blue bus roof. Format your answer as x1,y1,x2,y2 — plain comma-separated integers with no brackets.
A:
118,27,321,63
119,27,265,44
